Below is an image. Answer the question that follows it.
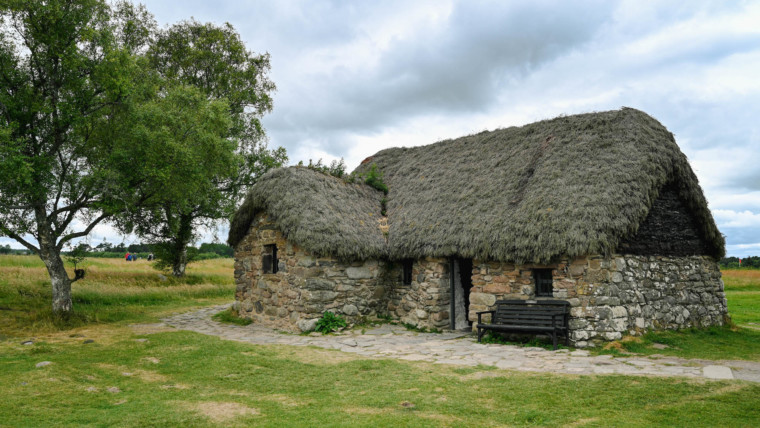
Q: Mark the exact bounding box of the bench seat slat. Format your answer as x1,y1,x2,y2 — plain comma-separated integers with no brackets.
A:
476,300,570,350
476,324,566,333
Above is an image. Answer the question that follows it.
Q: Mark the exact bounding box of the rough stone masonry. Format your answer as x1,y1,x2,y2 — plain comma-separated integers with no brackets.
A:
234,215,728,347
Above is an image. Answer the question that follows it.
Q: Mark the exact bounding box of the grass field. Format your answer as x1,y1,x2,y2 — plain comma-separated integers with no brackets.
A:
0,255,235,335
1,256,759,426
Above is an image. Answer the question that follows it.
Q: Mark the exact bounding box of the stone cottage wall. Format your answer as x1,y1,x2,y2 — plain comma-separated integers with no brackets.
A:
469,255,728,347
232,214,392,332
387,258,451,330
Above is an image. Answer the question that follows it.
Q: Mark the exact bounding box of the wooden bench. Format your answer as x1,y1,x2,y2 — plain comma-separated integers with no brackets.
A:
476,300,570,350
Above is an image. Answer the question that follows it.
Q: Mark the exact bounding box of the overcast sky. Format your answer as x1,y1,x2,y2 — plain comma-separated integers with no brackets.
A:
3,0,759,257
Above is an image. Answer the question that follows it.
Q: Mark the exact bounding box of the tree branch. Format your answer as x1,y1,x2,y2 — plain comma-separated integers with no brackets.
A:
0,225,39,254
56,213,109,250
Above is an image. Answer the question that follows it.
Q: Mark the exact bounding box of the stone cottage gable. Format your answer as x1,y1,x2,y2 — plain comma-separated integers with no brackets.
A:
232,213,392,331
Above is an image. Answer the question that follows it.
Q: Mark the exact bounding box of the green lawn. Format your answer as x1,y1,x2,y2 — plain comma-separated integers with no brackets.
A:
593,269,760,360
2,331,759,427
1,256,760,426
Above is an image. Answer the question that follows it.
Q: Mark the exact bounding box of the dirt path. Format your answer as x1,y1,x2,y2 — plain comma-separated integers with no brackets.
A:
153,304,760,383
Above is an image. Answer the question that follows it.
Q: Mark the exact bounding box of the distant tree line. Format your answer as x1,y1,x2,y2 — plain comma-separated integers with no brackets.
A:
720,256,760,269
60,242,234,260
0,244,29,255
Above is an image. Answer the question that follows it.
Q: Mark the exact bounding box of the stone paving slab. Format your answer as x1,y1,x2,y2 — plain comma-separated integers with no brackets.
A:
151,304,760,383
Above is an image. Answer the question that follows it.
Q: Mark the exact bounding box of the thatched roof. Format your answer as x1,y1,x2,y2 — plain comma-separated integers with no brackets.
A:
230,108,724,262
227,167,387,260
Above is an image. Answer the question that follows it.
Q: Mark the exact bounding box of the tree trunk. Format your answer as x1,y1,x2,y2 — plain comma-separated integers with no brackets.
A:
40,246,72,315
172,246,187,277
171,213,194,277
35,207,73,315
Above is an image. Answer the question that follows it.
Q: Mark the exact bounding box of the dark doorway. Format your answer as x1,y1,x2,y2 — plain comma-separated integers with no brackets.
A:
451,258,474,330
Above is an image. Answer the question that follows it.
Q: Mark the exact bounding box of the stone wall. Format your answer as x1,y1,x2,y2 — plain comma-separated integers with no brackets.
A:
618,184,712,256
387,258,451,330
469,255,728,347
233,214,727,344
232,214,392,332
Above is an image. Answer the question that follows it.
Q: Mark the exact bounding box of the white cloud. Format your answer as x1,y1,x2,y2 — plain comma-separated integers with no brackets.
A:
7,0,758,254
713,209,760,229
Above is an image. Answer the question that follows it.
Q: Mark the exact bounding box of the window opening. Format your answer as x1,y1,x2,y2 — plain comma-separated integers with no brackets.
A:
534,268,553,297
402,259,413,285
262,244,278,274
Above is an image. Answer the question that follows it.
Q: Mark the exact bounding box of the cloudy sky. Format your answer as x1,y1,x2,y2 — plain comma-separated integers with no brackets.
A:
3,0,759,257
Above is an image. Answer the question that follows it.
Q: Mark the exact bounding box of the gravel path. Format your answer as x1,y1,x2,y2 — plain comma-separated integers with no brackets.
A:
155,304,760,382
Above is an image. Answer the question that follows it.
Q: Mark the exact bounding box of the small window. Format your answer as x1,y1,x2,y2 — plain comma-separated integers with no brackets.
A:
402,259,413,285
262,244,278,274
534,269,553,297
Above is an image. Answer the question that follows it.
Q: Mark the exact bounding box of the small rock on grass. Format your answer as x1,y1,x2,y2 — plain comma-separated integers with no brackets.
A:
652,343,669,350
22,340,34,346
35,361,52,368
83,339,95,344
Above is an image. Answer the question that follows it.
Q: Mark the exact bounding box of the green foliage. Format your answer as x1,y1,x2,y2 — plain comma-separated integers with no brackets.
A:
299,158,347,178
127,243,153,253
480,332,512,345
198,242,234,257
64,243,87,272
150,242,199,273
344,163,388,194
721,256,760,269
0,0,162,312
362,164,388,194
212,308,253,326
119,19,286,277
314,311,347,334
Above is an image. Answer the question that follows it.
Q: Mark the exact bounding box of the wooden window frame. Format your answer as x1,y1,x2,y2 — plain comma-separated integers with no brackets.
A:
262,244,278,274
533,268,553,297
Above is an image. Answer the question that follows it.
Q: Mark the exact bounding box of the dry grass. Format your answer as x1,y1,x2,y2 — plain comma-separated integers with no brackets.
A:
188,401,259,422
722,269,760,289
0,255,234,336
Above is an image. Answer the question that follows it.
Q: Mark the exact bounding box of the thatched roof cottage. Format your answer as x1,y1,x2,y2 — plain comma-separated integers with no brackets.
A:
229,108,728,346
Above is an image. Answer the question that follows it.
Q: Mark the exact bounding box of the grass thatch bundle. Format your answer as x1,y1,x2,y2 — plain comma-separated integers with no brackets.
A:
230,108,724,263
228,167,387,260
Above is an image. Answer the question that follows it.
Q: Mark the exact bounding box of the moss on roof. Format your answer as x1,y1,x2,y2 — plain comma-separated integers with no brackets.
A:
230,108,724,262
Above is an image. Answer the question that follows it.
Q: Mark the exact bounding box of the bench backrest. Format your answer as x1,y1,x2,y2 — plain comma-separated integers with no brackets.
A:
492,299,570,327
